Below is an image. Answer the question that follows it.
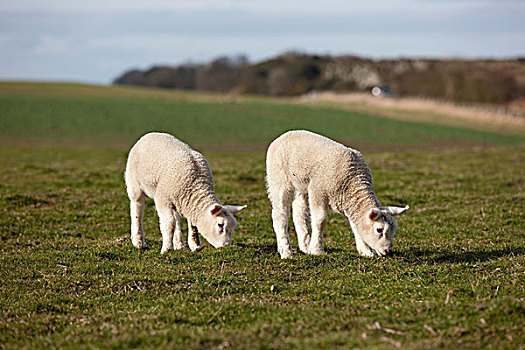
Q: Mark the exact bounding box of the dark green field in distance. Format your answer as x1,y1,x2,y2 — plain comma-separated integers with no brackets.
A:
0,83,524,349
1,82,523,152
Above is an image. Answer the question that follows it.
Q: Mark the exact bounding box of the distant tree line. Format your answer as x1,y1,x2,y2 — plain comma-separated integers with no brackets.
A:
113,52,525,105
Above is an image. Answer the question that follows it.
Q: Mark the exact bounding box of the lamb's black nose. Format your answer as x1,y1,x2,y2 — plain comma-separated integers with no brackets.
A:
384,248,393,256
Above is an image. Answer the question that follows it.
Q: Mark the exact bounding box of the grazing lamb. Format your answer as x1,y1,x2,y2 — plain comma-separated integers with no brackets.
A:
125,132,246,254
266,130,409,259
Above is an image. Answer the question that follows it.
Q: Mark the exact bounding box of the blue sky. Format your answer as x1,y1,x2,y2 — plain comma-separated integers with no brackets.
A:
1,0,524,84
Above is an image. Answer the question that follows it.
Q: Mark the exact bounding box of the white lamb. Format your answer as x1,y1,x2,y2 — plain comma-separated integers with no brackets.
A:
125,132,246,254
266,130,409,259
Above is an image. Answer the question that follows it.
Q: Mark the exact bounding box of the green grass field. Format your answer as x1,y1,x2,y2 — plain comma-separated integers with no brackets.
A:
0,83,524,349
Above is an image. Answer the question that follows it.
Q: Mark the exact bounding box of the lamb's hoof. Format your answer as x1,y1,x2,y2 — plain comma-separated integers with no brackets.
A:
132,239,146,250
279,249,293,259
358,249,376,257
298,245,309,254
308,248,325,256
160,246,173,254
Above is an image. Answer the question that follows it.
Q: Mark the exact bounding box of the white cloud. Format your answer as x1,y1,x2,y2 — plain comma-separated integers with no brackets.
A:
34,36,72,55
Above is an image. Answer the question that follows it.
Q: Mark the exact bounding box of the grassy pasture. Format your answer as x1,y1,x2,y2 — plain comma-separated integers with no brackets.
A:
1,82,524,152
0,83,524,349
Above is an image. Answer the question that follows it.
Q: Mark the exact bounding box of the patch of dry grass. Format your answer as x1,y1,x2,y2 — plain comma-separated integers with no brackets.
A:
297,92,525,136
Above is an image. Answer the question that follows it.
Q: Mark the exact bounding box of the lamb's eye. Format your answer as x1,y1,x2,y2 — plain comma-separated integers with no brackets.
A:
218,223,224,228
376,227,383,234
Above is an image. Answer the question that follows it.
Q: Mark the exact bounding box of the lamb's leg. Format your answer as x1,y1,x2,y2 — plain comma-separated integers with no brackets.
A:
354,233,376,257
308,195,327,255
348,220,376,257
270,189,293,259
172,211,184,250
187,220,202,252
292,191,311,254
155,199,176,254
129,193,146,249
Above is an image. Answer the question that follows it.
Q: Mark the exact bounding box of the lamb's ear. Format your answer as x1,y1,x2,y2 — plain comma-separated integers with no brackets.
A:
224,205,247,215
368,208,381,221
210,204,223,216
384,205,409,216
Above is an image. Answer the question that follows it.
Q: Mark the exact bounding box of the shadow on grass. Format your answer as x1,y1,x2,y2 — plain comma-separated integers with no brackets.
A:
234,243,276,254
397,247,525,264
324,247,345,254
234,243,345,256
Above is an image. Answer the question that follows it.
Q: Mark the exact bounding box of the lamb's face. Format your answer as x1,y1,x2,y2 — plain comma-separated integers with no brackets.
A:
362,211,397,256
200,204,247,248
360,206,409,257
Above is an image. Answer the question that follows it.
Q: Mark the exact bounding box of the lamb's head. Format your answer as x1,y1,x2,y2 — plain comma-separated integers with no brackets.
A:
199,204,247,248
358,206,409,257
